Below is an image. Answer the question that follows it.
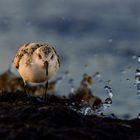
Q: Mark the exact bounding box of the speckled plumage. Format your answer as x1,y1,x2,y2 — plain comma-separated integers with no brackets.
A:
12,43,60,87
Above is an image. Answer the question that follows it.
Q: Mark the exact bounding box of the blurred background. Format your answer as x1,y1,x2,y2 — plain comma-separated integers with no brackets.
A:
0,0,140,118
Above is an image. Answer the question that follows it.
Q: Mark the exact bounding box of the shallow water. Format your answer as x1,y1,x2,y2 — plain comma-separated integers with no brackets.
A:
0,0,140,118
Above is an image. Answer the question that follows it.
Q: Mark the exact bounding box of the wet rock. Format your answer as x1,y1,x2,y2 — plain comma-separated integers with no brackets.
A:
0,92,139,140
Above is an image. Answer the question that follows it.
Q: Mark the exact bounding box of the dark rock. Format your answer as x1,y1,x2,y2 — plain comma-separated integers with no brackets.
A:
0,92,139,140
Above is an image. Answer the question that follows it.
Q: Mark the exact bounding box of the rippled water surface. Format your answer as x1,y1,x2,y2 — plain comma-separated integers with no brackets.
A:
0,0,140,118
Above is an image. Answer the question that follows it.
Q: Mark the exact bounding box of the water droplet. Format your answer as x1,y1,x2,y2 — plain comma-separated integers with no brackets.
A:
78,106,94,116
102,103,111,110
68,78,75,93
138,56,140,62
137,113,140,119
104,85,113,99
126,78,130,81
104,98,112,104
84,107,92,115
135,69,140,98
93,72,101,78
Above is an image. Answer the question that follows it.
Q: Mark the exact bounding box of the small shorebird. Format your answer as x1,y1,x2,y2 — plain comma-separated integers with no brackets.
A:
12,42,60,98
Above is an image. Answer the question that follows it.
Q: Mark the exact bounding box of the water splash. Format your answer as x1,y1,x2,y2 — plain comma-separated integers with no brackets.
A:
68,84,113,116
91,85,113,115
135,69,140,99
96,85,113,114
104,85,113,99
78,105,94,116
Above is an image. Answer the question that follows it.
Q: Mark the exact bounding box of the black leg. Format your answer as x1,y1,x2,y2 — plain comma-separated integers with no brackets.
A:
24,81,29,96
24,82,34,101
44,81,48,101
44,61,49,101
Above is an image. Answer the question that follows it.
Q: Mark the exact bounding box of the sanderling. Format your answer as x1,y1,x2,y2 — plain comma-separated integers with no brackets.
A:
12,42,60,98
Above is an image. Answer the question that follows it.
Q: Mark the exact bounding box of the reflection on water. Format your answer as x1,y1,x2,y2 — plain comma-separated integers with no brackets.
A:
0,0,140,118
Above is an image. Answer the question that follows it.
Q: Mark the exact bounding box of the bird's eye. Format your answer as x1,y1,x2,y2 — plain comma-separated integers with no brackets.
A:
51,54,54,59
38,54,42,59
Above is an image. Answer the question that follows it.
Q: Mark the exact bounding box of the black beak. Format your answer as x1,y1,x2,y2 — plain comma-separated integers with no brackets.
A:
44,61,49,76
